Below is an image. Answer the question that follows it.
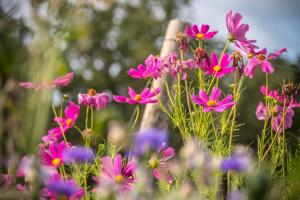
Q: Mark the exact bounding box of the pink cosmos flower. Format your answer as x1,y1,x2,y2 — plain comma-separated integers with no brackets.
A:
255,102,268,120
202,52,235,78
244,48,287,78
271,106,294,133
148,147,175,184
78,89,110,110
191,87,235,112
113,87,160,105
40,141,70,168
43,101,80,143
185,24,218,40
128,55,164,79
19,72,74,91
99,154,136,192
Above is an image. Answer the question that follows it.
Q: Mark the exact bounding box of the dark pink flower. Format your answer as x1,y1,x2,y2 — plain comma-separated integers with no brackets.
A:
202,52,235,78
40,141,70,168
128,55,164,79
99,154,136,191
244,48,287,78
78,89,110,110
19,72,74,91
191,87,235,112
43,101,80,143
185,24,217,40
113,87,160,105
149,147,175,184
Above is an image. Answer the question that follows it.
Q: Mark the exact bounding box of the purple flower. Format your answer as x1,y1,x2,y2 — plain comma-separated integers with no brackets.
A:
271,106,294,133
44,177,85,200
131,128,168,156
63,146,95,164
78,89,110,110
221,147,251,172
255,102,267,120
185,24,218,40
191,87,235,112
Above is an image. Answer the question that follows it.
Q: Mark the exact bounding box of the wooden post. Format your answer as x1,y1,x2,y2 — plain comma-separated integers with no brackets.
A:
140,19,185,131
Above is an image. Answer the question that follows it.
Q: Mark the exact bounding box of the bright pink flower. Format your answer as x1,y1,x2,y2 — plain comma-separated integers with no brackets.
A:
99,154,136,191
78,89,110,110
113,87,160,105
202,52,234,78
128,55,164,79
255,102,267,120
19,72,74,91
185,24,218,40
149,147,175,184
43,101,80,143
191,87,235,112
244,48,287,78
40,141,70,168
226,11,256,49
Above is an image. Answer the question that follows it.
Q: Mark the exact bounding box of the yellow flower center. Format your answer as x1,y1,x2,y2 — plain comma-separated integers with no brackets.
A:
257,53,265,61
88,88,97,96
115,175,124,184
66,118,73,126
52,158,61,167
149,160,159,168
196,33,204,40
213,65,221,72
134,94,141,101
57,195,68,200
207,99,217,107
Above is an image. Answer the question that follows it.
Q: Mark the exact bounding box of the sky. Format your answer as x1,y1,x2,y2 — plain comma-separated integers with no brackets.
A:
178,0,300,63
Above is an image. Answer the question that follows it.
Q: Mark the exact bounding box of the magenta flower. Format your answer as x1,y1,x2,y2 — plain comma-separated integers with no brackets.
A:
202,52,234,78
185,24,217,40
19,72,74,91
43,101,80,143
191,87,235,112
128,55,163,79
100,154,136,191
149,147,175,184
40,141,70,168
113,87,160,105
244,48,287,78
255,102,267,120
78,89,110,110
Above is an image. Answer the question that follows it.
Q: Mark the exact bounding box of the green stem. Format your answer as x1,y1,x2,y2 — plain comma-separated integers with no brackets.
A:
131,106,140,130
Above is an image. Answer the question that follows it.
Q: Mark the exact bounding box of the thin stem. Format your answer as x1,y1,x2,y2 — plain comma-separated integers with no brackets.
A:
131,106,140,130
220,40,230,61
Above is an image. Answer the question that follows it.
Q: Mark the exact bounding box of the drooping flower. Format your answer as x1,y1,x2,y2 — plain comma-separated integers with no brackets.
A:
226,11,256,48
148,147,175,184
220,146,251,172
255,102,268,120
43,101,80,143
131,128,168,157
78,89,110,110
40,141,70,168
244,48,287,78
185,24,218,41
191,87,235,112
164,52,194,80
19,72,74,91
113,87,160,105
202,52,235,78
42,175,85,200
63,146,95,164
127,55,164,79
271,105,294,133
176,32,188,52
193,47,210,68
99,154,136,192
